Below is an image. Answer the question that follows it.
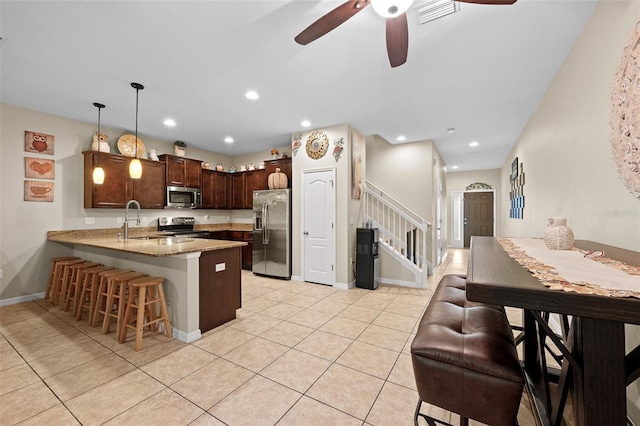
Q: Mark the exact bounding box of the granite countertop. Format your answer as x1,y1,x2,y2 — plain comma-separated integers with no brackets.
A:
47,227,247,257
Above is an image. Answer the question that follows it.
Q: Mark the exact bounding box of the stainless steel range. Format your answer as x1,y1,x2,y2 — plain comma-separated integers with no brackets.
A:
157,217,210,238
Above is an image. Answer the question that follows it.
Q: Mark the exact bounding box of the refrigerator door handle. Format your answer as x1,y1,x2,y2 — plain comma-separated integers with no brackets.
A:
263,202,269,244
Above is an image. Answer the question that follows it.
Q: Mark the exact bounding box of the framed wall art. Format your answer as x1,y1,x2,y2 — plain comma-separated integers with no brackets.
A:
25,131,55,155
24,180,54,202
25,157,55,179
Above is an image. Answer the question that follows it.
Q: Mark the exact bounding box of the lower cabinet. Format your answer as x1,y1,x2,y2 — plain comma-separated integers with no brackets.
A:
208,230,253,270
199,248,241,334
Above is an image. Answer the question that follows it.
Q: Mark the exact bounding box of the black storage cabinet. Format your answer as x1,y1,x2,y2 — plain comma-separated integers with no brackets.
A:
356,228,379,290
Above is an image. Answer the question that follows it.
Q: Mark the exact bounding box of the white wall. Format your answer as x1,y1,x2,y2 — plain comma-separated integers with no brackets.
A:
497,1,640,420
291,124,360,287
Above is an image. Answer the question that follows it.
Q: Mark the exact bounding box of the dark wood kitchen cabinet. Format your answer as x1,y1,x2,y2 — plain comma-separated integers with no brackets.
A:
208,230,253,270
229,173,247,209
262,157,292,189
83,151,165,209
199,247,241,333
201,169,228,209
158,154,202,188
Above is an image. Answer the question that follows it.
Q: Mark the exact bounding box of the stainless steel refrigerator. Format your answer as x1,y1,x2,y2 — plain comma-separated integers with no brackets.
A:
252,189,291,279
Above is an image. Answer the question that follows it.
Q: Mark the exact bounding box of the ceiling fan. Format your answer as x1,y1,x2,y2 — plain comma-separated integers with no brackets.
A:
295,0,517,68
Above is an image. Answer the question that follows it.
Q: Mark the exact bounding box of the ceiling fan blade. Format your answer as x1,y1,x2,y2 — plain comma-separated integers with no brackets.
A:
295,0,370,45
386,13,408,67
455,0,517,4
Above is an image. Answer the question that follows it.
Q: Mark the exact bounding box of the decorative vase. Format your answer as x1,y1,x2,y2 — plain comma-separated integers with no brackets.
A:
91,133,110,153
268,168,288,189
543,217,575,250
174,146,186,157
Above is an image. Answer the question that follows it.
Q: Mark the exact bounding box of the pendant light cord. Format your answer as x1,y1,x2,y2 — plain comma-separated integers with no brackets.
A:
93,102,105,165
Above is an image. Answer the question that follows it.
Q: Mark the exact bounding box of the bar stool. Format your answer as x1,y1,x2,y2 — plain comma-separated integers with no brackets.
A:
51,258,87,306
120,276,172,351
62,261,100,312
100,271,145,336
45,257,78,302
91,269,133,327
75,265,115,321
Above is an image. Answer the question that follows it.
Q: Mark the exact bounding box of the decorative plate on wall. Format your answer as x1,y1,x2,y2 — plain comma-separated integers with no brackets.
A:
306,131,329,159
117,134,146,158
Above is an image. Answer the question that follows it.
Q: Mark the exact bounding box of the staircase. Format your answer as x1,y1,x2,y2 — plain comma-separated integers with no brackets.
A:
362,181,432,288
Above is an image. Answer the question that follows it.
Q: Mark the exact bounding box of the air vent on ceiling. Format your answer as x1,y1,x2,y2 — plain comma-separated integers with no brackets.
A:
415,0,460,25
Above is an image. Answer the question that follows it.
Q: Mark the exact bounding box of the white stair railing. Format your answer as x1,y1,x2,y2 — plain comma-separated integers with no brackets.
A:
362,181,431,287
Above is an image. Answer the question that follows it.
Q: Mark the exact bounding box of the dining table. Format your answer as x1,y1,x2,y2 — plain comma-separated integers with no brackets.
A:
466,236,640,426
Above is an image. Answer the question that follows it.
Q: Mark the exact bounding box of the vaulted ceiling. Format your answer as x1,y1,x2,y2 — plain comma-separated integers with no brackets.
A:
1,0,596,171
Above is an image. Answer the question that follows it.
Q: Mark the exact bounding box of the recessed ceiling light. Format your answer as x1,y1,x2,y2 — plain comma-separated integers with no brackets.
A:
245,90,259,100
451,165,459,170
396,135,406,142
224,137,234,143
301,120,311,127
164,119,176,127
469,141,479,147
447,127,456,133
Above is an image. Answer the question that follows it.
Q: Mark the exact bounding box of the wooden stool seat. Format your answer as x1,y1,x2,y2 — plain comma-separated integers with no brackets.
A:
120,276,172,351
62,262,100,312
91,269,134,327
45,257,79,302
100,271,145,336
51,258,87,306
75,265,115,321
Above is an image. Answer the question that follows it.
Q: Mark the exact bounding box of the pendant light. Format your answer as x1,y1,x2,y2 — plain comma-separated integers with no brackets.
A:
129,82,144,179
92,102,106,184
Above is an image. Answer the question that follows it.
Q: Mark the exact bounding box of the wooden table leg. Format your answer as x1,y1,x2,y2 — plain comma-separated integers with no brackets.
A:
572,317,626,426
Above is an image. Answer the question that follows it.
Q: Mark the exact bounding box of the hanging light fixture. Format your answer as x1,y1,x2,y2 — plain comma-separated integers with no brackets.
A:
92,102,106,184
129,82,144,179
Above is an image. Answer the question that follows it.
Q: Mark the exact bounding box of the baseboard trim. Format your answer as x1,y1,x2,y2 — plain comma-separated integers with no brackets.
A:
0,292,46,307
173,328,201,343
377,277,426,289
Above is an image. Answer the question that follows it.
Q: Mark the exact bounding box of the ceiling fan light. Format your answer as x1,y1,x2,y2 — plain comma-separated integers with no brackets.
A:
371,0,414,17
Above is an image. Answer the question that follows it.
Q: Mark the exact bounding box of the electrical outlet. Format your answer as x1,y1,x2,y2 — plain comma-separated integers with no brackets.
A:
116,217,123,223
215,263,226,272
0,269,3,279
141,217,147,223
85,217,95,225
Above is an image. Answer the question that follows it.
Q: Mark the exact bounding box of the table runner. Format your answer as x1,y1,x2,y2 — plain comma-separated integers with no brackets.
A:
498,238,640,298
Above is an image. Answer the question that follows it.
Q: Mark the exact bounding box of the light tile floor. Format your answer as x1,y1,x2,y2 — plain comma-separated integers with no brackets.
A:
0,249,539,425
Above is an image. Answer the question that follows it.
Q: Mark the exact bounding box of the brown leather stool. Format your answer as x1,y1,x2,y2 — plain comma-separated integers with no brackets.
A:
75,265,115,321
51,258,87,306
100,271,145,336
120,276,172,351
45,257,78,302
62,261,100,312
411,275,524,426
91,269,133,327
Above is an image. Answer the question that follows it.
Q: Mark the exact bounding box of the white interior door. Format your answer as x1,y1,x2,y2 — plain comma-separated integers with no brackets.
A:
303,169,335,285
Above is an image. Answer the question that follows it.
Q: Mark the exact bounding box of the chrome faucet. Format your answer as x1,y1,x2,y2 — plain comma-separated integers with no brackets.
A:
123,199,141,240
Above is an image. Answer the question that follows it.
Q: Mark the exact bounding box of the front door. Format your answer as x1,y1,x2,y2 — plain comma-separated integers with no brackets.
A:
303,169,335,285
464,191,494,248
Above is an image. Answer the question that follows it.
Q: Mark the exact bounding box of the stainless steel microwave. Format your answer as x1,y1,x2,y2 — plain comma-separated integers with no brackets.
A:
166,186,202,209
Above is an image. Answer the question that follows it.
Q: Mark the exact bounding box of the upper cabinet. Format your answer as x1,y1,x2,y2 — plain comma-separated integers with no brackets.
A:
83,151,166,209
201,169,228,209
263,157,292,189
158,154,202,188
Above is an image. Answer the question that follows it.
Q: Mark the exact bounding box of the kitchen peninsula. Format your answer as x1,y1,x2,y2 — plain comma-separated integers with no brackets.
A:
47,228,247,343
